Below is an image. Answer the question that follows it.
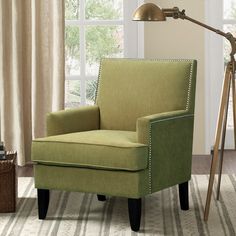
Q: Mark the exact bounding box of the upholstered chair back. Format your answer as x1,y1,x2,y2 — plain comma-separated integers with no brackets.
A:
96,59,196,131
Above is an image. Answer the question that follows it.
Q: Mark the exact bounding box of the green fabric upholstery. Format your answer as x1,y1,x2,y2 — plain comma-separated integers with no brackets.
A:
32,130,148,171
34,165,149,198
47,105,100,136
137,110,194,193
97,59,195,131
32,58,197,200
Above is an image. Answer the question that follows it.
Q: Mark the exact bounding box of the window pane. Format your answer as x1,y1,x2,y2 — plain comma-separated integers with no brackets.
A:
65,80,80,108
224,0,236,19
85,0,123,20
85,26,124,75
65,26,80,75
86,80,98,105
65,0,80,20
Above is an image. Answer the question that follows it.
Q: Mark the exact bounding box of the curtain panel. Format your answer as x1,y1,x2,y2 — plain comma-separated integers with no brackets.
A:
0,0,65,166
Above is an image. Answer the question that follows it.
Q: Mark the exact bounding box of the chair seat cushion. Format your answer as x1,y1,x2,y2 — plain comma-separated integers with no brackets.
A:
32,130,148,171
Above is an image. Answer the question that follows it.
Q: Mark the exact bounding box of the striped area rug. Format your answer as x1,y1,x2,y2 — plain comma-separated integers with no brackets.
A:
0,175,236,236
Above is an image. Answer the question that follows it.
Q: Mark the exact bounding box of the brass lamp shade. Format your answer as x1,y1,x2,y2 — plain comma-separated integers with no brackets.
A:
133,3,166,21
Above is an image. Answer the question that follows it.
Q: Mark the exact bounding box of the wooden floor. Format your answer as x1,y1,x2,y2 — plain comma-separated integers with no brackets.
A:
18,151,236,177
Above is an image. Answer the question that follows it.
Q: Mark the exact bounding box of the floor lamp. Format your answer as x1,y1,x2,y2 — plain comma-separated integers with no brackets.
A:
133,3,236,221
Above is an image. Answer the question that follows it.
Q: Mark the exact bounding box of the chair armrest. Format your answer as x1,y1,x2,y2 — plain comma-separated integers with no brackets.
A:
136,110,194,193
47,105,100,136
137,110,191,144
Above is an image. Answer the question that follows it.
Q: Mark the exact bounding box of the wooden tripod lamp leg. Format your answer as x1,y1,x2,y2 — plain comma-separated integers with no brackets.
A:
204,64,232,221
216,73,231,200
217,67,236,199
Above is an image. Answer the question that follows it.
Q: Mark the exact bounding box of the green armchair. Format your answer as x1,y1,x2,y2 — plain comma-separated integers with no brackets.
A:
32,58,197,232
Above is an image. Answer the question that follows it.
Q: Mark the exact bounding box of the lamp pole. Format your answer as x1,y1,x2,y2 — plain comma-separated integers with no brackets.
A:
133,3,236,221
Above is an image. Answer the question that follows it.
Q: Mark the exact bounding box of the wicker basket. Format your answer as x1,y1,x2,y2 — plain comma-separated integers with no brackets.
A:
0,151,17,213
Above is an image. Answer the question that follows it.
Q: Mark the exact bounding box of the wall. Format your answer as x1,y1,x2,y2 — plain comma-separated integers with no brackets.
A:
144,0,206,154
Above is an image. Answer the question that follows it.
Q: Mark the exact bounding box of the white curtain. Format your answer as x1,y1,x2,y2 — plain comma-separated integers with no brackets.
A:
0,0,65,166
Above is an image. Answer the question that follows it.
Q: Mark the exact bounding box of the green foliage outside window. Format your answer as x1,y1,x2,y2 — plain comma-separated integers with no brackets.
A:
65,0,79,19
65,26,80,75
85,0,122,20
87,80,98,102
86,26,122,66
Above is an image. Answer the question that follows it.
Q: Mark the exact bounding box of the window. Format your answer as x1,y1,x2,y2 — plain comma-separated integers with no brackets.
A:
65,0,143,108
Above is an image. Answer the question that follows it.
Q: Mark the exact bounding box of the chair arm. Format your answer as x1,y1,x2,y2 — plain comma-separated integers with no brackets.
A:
136,110,194,193
47,105,100,136
137,110,191,144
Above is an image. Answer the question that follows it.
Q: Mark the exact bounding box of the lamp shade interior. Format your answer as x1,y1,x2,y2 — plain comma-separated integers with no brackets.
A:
133,3,166,21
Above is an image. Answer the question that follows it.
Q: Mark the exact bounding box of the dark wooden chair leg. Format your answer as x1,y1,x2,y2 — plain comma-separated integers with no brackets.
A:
128,198,141,232
179,181,189,210
97,194,106,201
38,189,50,219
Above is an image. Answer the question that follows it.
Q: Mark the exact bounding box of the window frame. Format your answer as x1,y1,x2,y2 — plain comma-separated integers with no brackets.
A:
65,0,144,106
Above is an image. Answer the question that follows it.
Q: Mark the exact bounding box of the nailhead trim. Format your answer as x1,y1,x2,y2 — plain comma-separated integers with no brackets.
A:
95,60,103,104
186,61,194,111
148,125,152,193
